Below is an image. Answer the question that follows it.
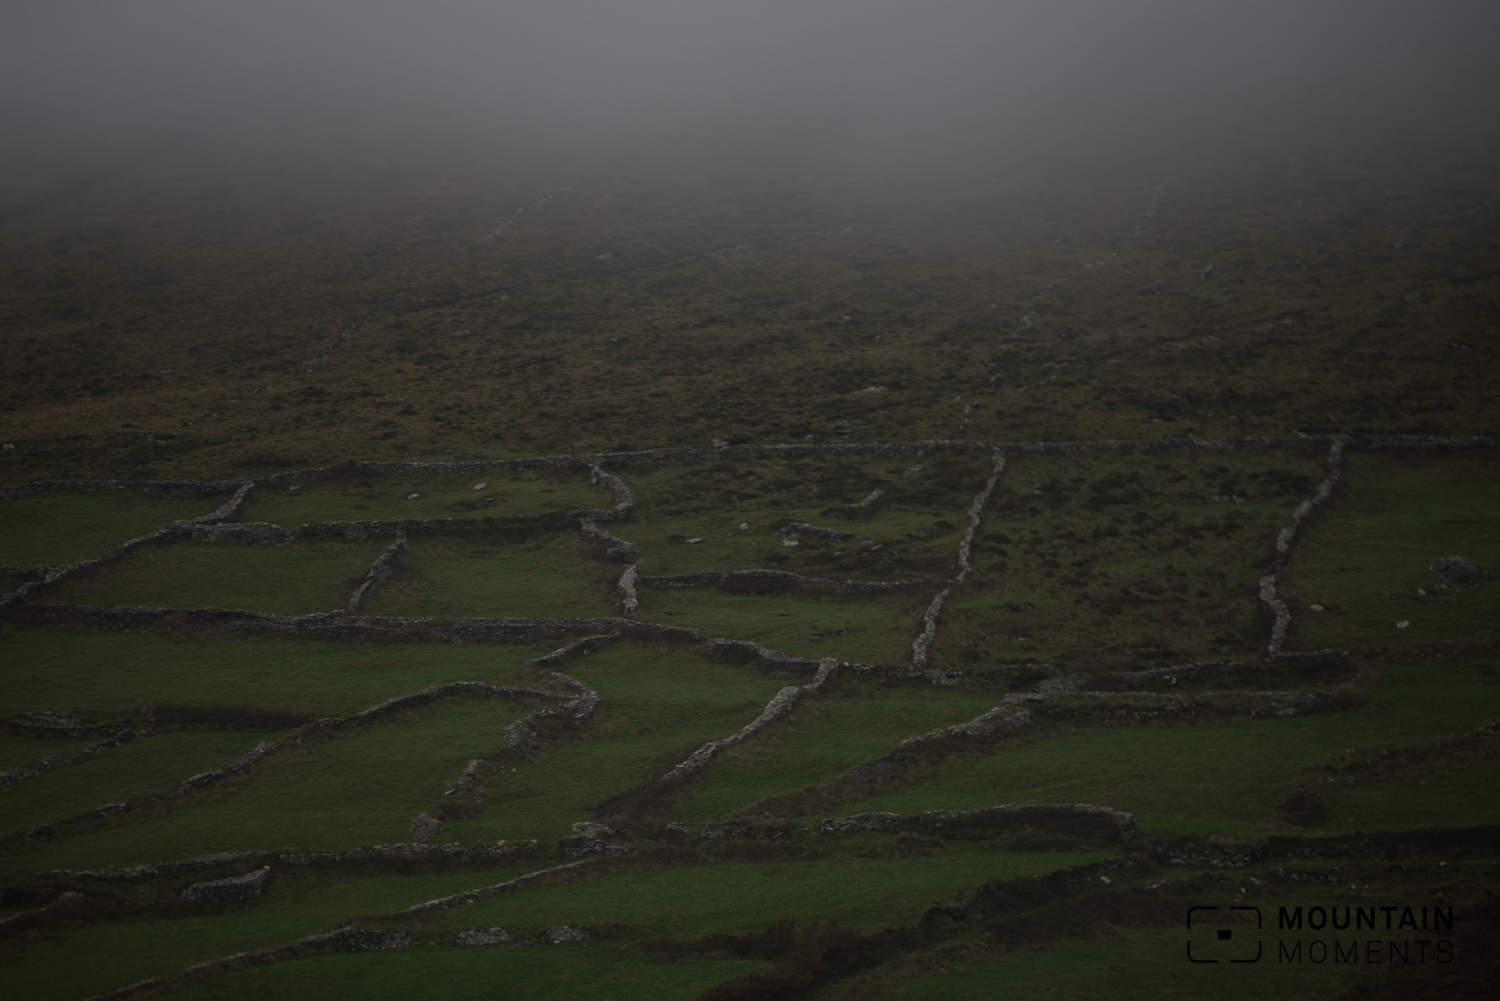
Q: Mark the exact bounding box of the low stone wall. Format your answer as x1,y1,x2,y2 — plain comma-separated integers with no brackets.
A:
337,680,569,727
523,633,621,669
818,803,1136,842
908,590,949,674
704,638,825,672
832,706,1033,787
579,520,638,562
344,532,408,614
954,449,1005,584
588,464,635,522
181,867,270,902
1259,439,1344,656
844,489,888,522
178,741,279,792
187,523,294,544
659,660,837,783
399,859,602,915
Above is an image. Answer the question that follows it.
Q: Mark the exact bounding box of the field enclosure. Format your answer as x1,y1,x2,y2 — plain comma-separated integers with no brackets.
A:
1,434,1496,1000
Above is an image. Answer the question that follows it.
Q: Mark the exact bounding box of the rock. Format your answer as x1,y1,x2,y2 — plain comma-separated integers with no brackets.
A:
844,489,888,522
546,925,590,943
1309,604,1324,612
1430,556,1496,591
471,482,488,491
409,813,444,842
570,821,615,838
181,866,270,902
685,537,703,544
454,926,514,947
557,835,629,857
1396,620,1410,629
407,493,420,500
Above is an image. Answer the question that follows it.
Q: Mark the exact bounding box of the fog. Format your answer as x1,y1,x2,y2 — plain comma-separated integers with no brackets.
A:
3,0,1500,191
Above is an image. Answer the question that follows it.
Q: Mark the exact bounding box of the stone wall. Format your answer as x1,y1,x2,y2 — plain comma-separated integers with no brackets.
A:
844,489,887,522
954,449,1005,584
1258,439,1344,657
658,659,838,783
178,741,279,792
343,532,408,614
817,803,1136,841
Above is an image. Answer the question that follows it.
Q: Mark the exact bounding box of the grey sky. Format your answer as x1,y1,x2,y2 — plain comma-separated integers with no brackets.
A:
3,1,1498,181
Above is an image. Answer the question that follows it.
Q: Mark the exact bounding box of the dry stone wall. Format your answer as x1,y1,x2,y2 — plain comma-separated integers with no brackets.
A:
954,449,1005,584
1258,439,1344,657
178,741,279,793
658,659,838,783
343,532,407,614
817,803,1137,841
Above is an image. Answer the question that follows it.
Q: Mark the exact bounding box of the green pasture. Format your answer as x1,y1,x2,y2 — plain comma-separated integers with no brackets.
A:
238,467,609,526
942,447,1331,670
610,450,988,578
641,587,930,664
0,492,218,565
1280,448,1500,651
671,680,1001,825
0,628,557,719
43,539,389,613
1,730,269,839
795,660,1500,838
361,530,619,619
0,731,98,771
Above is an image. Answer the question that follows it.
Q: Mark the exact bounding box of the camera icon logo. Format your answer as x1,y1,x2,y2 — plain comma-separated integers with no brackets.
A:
1187,905,1263,963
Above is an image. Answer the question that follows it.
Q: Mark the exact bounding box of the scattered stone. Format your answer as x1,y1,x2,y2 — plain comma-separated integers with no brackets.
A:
407,493,420,500
1,443,13,451
1430,555,1495,591
181,867,270,902
1396,620,1410,629
685,537,703,544
409,813,444,842
1416,588,1427,597
738,522,749,530
471,482,488,491
1309,604,1324,612
546,925,590,943
454,926,515,947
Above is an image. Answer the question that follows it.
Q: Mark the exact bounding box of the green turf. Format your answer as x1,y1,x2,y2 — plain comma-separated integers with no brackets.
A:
670,680,1001,825
238,467,611,526
43,539,390,613
780,660,1500,838
1280,448,1500,651
641,588,933,664
1,730,273,838
361,530,620,619
0,628,557,719
940,446,1331,672
0,493,219,565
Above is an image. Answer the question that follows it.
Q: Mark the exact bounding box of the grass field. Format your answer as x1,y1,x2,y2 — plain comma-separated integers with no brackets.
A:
1,140,1496,998
0,493,222,565
1280,449,1500,651
45,539,390,613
